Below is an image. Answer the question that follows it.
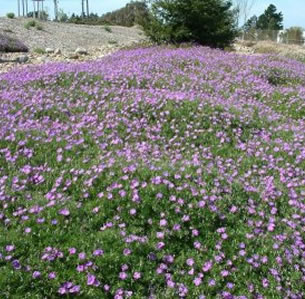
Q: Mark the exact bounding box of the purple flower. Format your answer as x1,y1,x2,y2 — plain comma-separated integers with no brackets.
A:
12,259,21,270
119,272,127,280
133,272,141,280
32,271,41,279
78,252,86,260
193,277,202,286
5,245,15,252
68,248,76,255
59,208,70,216
48,272,56,279
93,249,104,256
87,273,100,286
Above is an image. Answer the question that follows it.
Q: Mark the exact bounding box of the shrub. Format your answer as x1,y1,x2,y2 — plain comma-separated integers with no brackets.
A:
142,0,237,48
103,26,112,33
33,48,46,54
6,12,15,19
25,20,37,29
0,33,28,52
108,40,118,45
36,24,44,31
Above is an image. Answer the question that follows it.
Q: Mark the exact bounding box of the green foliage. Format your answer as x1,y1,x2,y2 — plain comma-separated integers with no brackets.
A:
36,24,44,31
57,8,69,22
68,1,149,27
6,12,15,19
27,11,49,20
243,15,257,32
33,48,46,54
256,4,283,30
103,25,112,33
24,20,37,30
24,20,44,31
108,39,118,45
142,0,237,48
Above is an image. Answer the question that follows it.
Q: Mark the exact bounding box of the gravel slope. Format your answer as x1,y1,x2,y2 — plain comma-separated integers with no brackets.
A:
0,17,145,52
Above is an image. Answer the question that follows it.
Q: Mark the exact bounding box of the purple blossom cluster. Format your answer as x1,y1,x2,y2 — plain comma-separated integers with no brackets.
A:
0,46,305,298
0,33,29,53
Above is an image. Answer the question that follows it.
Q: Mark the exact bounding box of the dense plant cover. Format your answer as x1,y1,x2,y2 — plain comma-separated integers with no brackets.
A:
0,47,305,298
142,0,237,48
0,33,29,53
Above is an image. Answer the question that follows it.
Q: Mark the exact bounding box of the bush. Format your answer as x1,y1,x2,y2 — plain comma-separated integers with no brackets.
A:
108,39,118,45
25,20,37,29
33,48,46,54
142,0,237,48
0,34,28,53
6,12,15,19
36,24,44,31
103,26,112,33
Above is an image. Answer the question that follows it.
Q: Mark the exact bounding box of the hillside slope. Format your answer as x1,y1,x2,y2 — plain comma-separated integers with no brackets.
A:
0,17,145,52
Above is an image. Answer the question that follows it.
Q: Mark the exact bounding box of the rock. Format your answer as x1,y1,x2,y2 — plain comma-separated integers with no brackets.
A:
74,47,88,55
36,56,49,63
54,48,61,55
45,48,54,54
16,56,29,63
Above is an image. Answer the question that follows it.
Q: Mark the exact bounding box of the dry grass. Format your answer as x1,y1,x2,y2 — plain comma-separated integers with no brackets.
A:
235,40,305,62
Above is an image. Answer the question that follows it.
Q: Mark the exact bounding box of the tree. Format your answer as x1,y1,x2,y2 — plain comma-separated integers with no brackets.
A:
57,8,69,22
256,4,283,30
233,0,258,28
143,0,237,48
243,15,257,31
54,0,59,21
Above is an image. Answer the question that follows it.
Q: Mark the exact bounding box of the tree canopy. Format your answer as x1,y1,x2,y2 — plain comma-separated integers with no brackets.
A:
142,0,238,48
257,4,283,30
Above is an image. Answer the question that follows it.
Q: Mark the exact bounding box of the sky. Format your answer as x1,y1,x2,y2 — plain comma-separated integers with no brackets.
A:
0,0,304,29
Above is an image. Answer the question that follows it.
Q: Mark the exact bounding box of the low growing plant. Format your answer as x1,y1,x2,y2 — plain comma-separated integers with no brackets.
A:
24,20,37,30
0,33,28,52
6,12,15,19
33,48,46,54
103,26,112,33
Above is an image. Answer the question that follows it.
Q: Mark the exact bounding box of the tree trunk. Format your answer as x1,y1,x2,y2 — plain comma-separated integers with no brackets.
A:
38,1,40,19
86,0,89,17
17,0,20,17
81,0,85,18
25,0,28,16
54,0,58,21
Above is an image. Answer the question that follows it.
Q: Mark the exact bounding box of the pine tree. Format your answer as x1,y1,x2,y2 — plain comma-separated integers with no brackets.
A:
142,0,237,48
256,4,283,30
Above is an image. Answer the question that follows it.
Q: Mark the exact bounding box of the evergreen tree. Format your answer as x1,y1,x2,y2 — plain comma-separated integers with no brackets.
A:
143,0,237,48
243,15,257,31
256,4,283,30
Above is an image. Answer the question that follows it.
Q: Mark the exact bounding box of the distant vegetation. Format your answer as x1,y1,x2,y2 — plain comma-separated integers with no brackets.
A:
243,4,284,31
67,1,149,27
24,20,43,31
6,12,15,19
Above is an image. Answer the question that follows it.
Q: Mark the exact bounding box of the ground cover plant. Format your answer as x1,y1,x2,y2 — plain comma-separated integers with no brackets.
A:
0,33,28,53
0,46,305,298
